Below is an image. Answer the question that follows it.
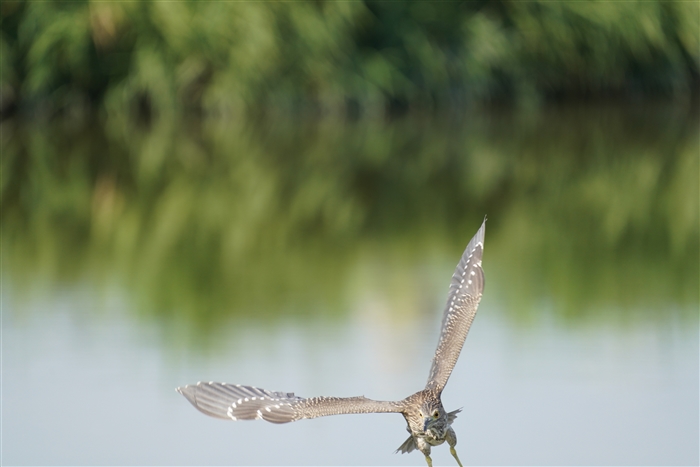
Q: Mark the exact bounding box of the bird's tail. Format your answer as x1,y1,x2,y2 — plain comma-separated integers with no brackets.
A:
395,435,416,454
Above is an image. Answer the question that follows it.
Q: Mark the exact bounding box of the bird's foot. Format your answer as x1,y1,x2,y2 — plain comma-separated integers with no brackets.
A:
424,454,433,467
450,446,464,467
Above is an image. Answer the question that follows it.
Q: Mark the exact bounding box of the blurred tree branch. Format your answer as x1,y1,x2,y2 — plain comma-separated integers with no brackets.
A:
1,1,697,119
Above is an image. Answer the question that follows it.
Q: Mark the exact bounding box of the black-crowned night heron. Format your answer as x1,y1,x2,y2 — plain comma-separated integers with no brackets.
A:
177,219,486,467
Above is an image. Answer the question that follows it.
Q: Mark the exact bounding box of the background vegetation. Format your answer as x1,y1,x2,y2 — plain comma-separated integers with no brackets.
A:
1,0,698,118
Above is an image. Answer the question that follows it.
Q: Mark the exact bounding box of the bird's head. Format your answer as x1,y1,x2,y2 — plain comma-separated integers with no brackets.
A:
419,403,447,437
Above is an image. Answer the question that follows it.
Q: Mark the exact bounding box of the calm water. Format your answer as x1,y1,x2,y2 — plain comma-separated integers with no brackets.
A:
3,103,698,465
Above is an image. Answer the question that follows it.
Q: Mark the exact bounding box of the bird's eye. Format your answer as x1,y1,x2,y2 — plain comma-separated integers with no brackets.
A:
432,410,439,418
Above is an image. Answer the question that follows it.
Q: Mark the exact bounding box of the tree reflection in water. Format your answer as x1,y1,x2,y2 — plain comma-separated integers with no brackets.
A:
2,103,697,345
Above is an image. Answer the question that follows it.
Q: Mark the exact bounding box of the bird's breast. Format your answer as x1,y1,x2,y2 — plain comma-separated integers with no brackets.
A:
423,432,446,446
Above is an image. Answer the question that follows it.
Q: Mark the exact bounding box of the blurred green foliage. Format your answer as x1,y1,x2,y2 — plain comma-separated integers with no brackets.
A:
3,103,697,343
1,1,698,117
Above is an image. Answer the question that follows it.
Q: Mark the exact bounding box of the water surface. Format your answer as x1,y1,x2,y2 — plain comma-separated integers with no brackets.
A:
3,103,698,465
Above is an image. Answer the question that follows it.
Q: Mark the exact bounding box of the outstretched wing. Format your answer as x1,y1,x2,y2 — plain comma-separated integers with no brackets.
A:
425,218,486,392
177,382,403,424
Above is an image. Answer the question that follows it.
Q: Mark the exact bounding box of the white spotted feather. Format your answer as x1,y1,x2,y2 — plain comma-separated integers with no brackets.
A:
425,218,485,392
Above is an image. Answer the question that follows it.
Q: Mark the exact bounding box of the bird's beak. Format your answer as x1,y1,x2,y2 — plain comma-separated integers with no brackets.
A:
423,417,432,432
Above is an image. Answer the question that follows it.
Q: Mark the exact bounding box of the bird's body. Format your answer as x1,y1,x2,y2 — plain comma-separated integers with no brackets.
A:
392,389,465,466
178,219,486,466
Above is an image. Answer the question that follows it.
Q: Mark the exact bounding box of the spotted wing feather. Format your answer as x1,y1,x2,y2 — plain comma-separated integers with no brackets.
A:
177,382,302,423
425,218,486,392
177,382,402,424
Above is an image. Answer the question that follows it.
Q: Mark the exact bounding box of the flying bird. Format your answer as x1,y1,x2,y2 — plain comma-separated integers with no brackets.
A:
177,218,486,467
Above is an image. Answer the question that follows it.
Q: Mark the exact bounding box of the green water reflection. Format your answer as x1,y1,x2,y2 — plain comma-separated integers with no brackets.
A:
3,103,698,345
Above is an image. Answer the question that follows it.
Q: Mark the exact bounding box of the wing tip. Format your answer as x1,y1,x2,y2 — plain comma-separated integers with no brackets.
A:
463,216,486,259
176,384,199,407
476,215,486,244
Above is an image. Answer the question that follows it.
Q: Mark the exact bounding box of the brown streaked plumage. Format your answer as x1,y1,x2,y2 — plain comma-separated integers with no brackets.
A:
177,218,486,466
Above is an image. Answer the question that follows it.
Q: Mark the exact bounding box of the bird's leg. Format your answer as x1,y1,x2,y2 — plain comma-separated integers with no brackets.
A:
446,427,463,467
417,438,433,467
450,446,464,467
